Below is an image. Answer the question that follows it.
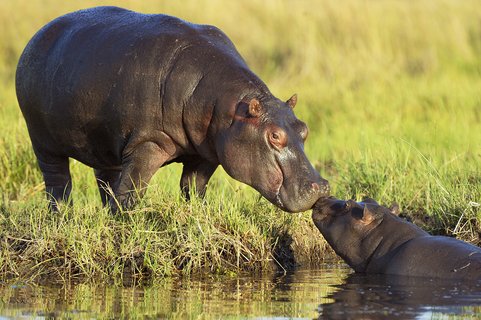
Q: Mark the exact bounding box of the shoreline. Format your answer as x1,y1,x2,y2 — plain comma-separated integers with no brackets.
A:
0,196,478,285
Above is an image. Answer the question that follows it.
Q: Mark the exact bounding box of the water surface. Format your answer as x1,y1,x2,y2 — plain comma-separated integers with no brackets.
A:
0,263,480,319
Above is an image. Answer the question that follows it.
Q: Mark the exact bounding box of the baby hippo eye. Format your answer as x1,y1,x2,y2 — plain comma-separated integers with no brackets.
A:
272,132,280,140
345,200,356,211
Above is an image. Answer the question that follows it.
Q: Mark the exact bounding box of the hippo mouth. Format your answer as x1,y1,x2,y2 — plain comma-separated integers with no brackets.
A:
272,158,285,208
271,156,328,213
272,159,316,212
254,147,328,212
312,196,337,221
249,157,285,209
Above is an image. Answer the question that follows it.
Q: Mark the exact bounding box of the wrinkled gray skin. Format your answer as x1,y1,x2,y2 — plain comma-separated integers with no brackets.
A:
16,6,329,212
312,197,481,280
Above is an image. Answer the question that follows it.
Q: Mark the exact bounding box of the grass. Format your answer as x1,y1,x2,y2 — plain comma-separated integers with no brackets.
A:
0,0,480,283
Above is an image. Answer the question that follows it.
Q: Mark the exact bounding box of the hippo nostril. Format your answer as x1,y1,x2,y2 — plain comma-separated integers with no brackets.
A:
311,180,330,197
320,182,330,193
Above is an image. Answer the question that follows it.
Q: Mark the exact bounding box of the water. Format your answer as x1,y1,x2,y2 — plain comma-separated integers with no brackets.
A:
0,263,480,319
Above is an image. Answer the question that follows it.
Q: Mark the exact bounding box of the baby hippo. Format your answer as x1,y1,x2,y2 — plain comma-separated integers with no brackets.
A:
312,197,481,280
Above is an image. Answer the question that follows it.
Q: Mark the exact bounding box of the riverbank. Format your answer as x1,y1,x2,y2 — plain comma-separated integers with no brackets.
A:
1,0,480,284
1,192,336,284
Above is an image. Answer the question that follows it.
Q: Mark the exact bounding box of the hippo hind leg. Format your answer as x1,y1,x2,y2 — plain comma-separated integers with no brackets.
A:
94,168,121,207
36,155,72,212
180,158,217,200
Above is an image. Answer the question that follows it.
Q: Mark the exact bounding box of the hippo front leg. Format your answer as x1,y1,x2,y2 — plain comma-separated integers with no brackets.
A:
180,158,217,200
94,168,121,206
110,141,170,212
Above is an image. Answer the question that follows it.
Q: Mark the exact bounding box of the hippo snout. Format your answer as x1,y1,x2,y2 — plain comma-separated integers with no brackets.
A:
276,176,330,213
310,177,330,195
311,179,330,203
316,178,330,197
312,195,329,208
308,177,330,202
312,195,350,222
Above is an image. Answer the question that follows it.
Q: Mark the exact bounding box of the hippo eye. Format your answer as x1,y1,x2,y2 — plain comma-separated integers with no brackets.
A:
268,129,287,150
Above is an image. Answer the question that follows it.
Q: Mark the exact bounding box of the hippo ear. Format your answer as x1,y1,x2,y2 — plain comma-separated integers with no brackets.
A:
361,204,383,225
286,94,297,109
389,202,400,216
248,98,263,117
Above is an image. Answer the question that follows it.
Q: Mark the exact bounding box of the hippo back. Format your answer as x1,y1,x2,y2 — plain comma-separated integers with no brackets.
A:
16,6,256,167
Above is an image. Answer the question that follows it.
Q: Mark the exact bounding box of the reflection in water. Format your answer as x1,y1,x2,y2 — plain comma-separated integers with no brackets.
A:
0,264,348,319
318,273,481,320
0,264,480,319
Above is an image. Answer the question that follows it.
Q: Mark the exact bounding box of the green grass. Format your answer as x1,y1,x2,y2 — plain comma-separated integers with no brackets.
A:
0,0,480,283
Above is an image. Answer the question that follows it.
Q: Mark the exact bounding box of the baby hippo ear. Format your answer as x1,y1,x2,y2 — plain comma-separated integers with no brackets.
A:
361,204,384,225
286,94,297,108
389,202,400,216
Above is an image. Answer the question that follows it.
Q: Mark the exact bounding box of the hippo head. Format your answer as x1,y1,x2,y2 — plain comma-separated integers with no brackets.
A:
216,94,329,212
312,197,386,272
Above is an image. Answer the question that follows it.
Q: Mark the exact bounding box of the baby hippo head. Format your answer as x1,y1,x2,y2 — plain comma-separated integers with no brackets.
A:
312,197,391,272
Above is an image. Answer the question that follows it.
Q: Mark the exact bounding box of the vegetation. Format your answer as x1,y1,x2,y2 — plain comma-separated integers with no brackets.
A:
0,0,480,283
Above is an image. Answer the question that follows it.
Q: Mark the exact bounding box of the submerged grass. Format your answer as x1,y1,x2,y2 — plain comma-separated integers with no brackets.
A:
0,0,480,283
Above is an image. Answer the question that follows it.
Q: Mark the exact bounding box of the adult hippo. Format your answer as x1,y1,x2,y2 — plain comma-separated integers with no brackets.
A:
16,6,329,212
312,197,481,280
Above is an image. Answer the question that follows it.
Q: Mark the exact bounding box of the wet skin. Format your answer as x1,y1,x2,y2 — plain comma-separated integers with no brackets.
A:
16,6,329,212
312,197,481,280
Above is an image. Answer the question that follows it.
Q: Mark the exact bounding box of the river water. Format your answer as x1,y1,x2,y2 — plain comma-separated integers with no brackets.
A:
0,263,480,319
